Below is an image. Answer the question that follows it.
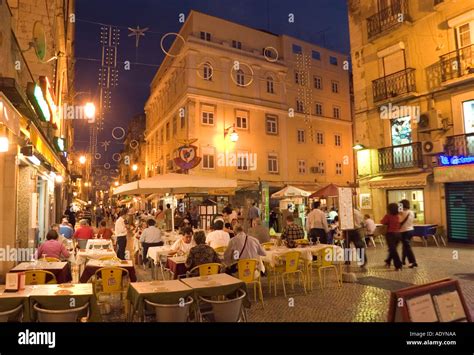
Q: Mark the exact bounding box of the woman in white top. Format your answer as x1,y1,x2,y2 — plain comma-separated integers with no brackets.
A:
399,199,417,268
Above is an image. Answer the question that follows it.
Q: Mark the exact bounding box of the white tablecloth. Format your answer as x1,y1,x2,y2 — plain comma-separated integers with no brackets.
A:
75,249,117,266
86,239,113,250
146,246,172,265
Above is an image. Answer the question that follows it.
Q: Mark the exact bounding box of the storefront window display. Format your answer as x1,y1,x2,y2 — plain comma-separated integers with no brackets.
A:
387,189,425,223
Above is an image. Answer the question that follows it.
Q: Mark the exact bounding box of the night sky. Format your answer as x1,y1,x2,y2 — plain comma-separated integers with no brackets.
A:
74,0,350,169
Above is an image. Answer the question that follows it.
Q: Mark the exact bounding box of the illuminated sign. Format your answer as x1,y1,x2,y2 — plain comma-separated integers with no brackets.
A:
54,137,66,152
26,82,51,122
174,144,201,172
439,155,474,166
39,76,58,128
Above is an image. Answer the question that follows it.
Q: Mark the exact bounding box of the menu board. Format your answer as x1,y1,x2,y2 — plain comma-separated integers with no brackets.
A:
388,278,471,322
338,187,354,230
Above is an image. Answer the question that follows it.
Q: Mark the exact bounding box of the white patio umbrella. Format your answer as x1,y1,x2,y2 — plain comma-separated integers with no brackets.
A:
113,173,238,230
271,185,311,199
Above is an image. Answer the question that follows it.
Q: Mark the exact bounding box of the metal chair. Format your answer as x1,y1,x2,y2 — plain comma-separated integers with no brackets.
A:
76,239,88,250
144,296,193,322
0,304,23,322
434,226,447,246
198,289,247,322
33,302,89,322
373,225,386,247
25,270,57,285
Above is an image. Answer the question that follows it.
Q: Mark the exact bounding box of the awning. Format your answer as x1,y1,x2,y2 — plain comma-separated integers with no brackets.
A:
368,172,431,189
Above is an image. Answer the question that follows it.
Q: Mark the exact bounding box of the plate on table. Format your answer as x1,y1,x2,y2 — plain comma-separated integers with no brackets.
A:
54,290,73,295
57,283,74,288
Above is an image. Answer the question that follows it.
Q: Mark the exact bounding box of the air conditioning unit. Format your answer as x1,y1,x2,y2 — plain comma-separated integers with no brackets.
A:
310,167,319,174
418,110,444,131
422,140,444,155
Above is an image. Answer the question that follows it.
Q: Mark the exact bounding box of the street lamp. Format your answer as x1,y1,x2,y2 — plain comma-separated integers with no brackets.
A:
84,102,96,120
114,181,119,187
353,143,366,150
79,155,86,164
224,124,239,142
0,136,9,153
132,164,138,171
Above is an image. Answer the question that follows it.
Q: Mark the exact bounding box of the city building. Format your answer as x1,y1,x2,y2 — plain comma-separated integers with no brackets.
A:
119,113,146,184
0,0,75,279
144,11,354,218
348,0,474,243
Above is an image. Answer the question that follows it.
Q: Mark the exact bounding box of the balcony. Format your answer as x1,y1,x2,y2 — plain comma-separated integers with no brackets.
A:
378,142,423,172
372,68,416,102
439,44,474,83
366,0,409,40
445,133,474,156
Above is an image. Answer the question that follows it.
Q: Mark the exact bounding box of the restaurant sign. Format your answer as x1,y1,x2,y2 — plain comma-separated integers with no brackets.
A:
26,82,51,122
439,155,474,166
174,142,201,172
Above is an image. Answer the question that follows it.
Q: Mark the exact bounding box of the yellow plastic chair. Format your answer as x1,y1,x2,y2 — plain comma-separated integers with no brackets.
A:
25,270,57,285
269,251,306,297
187,263,222,278
310,247,342,290
93,267,130,317
213,246,227,253
237,259,264,308
40,257,61,262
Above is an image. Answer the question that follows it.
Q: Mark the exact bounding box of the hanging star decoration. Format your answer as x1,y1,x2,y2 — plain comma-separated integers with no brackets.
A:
128,25,149,48
100,140,111,152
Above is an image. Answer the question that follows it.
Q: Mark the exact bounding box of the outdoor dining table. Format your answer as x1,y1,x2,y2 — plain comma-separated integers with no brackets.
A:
79,259,137,283
126,280,193,321
146,245,172,265
0,285,33,321
261,244,340,268
85,239,113,250
28,283,102,322
10,261,72,284
413,224,437,238
167,255,188,279
181,273,250,308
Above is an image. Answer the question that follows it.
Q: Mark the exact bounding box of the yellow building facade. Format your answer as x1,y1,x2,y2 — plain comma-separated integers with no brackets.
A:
144,11,354,202
348,0,474,243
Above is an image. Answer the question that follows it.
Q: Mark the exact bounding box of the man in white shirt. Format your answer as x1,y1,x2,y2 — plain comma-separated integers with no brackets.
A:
306,201,329,244
169,227,196,255
114,209,129,260
224,226,266,273
328,207,338,221
140,219,163,266
206,220,230,249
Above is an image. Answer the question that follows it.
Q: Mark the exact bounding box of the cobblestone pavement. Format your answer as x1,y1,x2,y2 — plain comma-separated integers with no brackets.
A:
132,242,474,322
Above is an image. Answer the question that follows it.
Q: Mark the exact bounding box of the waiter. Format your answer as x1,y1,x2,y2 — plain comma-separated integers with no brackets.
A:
114,208,129,260
306,201,329,244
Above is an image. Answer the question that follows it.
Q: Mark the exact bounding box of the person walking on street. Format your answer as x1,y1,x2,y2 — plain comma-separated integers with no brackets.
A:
381,203,403,271
247,202,260,225
399,199,417,268
115,209,129,260
347,208,368,267
306,201,329,244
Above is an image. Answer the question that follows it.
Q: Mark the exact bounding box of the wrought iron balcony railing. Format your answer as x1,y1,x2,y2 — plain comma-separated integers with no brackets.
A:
439,44,474,82
372,68,416,102
378,142,423,172
366,0,409,40
445,133,474,157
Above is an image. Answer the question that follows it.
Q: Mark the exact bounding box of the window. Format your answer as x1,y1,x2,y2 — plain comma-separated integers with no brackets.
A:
463,100,474,134
160,128,164,143
336,162,343,175
292,44,302,54
297,129,305,143
203,62,213,80
294,71,300,84
298,160,306,174
236,110,248,129
457,23,472,48
200,31,211,41
331,80,339,93
202,147,215,169
262,47,276,59
296,100,304,113
232,40,242,49
312,50,321,60
236,69,245,86
173,116,177,135
165,122,170,141
266,77,274,93
180,113,186,128
266,115,278,135
268,154,279,173
315,103,323,116
317,160,325,174
201,106,215,125
330,56,338,66
335,134,341,147
333,106,340,119
316,131,324,145
314,76,322,89
237,151,249,171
